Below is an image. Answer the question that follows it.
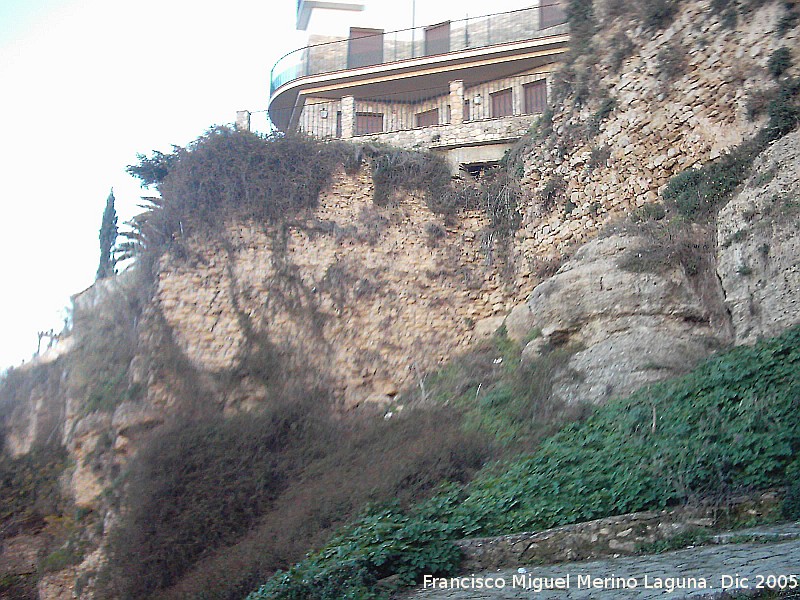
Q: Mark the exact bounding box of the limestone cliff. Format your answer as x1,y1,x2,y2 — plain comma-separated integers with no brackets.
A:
504,130,800,404
1,1,799,598
155,170,512,410
717,128,800,344
505,231,730,404
509,0,798,291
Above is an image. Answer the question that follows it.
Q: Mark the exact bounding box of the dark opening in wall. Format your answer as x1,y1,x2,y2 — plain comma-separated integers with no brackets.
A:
460,160,501,177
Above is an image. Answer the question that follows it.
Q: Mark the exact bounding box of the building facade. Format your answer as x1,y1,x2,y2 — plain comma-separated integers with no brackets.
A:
269,0,568,171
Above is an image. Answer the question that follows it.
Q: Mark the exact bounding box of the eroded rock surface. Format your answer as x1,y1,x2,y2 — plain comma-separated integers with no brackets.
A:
506,233,728,404
717,129,800,344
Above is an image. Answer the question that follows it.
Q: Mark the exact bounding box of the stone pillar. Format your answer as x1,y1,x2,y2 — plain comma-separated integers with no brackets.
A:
449,80,464,125
513,80,525,116
341,95,356,139
235,110,251,131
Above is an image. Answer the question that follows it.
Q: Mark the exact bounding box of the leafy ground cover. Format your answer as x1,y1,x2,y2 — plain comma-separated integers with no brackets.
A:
249,324,800,599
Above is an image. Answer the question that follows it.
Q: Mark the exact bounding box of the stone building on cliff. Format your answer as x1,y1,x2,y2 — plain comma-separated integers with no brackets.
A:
267,0,568,171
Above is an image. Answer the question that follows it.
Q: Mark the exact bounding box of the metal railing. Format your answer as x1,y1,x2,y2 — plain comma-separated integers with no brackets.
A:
270,3,567,96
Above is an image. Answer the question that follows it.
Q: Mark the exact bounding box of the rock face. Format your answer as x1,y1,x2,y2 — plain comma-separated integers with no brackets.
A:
510,0,797,295
3,360,66,457
506,232,729,404
156,169,514,408
1,3,798,598
717,129,800,344
505,129,800,406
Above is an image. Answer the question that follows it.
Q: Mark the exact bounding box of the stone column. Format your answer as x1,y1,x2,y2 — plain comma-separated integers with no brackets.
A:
235,110,251,131
513,80,525,116
341,95,355,139
449,80,464,125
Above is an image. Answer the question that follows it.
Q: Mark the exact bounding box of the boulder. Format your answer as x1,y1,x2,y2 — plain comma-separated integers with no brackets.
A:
506,232,726,404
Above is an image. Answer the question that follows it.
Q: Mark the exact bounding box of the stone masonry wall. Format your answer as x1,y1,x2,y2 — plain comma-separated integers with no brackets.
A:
457,493,782,570
510,0,797,295
363,114,537,150
156,170,515,408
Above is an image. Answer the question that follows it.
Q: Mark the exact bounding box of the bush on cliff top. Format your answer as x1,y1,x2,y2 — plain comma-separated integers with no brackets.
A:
125,129,349,256
250,324,800,599
125,129,479,261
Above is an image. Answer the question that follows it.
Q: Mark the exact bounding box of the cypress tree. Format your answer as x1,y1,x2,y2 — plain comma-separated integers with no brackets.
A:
96,189,118,280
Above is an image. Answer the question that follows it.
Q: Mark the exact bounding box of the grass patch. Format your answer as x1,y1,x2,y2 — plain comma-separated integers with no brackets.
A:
768,47,793,78
617,218,710,276
0,443,68,539
423,329,589,451
40,542,86,573
661,143,762,221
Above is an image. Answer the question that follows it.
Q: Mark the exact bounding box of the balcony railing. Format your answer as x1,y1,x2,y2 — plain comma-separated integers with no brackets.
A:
270,3,567,96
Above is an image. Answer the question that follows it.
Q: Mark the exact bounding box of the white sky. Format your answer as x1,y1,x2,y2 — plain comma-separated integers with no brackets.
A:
0,0,303,370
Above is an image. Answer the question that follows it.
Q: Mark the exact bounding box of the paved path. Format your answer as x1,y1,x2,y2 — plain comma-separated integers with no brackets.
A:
407,524,800,599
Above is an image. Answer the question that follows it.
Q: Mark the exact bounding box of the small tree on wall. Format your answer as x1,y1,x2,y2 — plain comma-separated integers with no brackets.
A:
96,189,118,280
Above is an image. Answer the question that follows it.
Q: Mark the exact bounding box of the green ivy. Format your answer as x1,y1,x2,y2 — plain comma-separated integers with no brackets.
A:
248,506,462,599
249,326,800,598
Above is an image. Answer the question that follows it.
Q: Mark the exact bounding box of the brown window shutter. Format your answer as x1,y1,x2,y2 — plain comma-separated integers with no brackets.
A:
415,108,439,128
540,0,567,28
491,88,513,118
524,80,548,114
424,21,450,56
348,28,384,68
355,112,383,135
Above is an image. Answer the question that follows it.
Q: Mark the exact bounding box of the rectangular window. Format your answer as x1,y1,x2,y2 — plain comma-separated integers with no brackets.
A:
336,111,342,138
540,0,567,28
491,88,513,118
348,28,384,68
355,112,383,135
415,108,439,128
424,21,450,56
524,80,548,114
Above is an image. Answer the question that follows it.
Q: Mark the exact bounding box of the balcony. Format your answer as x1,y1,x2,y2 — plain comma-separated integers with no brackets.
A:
269,4,568,132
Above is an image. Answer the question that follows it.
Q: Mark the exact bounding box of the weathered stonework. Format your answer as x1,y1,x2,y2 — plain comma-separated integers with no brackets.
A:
365,115,537,152
456,493,782,570
2,4,798,598
511,0,796,294
717,129,800,344
505,231,730,404
156,169,514,408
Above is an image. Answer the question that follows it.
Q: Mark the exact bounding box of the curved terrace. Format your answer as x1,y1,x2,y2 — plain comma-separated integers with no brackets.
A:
268,4,569,132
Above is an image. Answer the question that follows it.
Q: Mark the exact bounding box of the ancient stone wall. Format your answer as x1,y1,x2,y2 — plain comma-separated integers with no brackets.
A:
156,170,514,408
511,0,797,294
457,493,782,570
362,115,535,150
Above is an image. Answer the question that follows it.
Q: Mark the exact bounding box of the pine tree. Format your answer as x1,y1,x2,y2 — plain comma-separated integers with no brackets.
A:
96,189,118,280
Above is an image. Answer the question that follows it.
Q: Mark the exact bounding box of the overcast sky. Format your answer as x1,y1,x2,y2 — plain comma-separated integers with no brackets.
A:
0,0,305,370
